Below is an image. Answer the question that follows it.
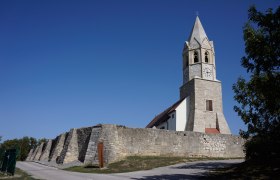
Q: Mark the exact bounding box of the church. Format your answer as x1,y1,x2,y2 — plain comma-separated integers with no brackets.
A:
146,17,231,134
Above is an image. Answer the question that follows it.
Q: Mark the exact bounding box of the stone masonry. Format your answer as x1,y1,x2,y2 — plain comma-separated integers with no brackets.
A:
84,126,102,165
30,145,39,161
26,149,34,161
33,142,44,161
56,129,79,164
26,124,245,167
39,139,52,161
49,133,66,162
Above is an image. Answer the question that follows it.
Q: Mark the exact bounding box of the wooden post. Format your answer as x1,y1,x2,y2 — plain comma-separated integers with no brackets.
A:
98,142,104,168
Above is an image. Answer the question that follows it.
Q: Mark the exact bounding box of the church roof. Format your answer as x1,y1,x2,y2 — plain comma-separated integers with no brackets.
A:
188,16,208,44
146,99,185,128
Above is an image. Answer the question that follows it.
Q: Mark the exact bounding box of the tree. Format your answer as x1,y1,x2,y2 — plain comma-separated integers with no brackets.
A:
29,137,37,150
37,138,47,146
19,137,32,161
0,137,39,161
1,139,20,150
233,6,280,160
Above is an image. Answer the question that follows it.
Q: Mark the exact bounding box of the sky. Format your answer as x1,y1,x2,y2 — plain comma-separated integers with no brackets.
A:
0,0,279,141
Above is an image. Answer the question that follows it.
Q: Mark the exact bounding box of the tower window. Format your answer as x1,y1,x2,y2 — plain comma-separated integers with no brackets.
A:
206,100,213,111
194,51,199,63
205,51,209,63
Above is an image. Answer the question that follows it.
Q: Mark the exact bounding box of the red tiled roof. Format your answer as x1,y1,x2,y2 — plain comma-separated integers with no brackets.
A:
146,99,185,128
205,128,220,134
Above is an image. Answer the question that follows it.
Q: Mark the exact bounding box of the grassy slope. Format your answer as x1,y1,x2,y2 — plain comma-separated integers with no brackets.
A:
65,156,238,174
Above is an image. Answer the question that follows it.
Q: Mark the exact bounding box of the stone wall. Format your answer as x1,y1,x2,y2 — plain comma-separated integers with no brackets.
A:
57,129,79,164
84,126,102,165
39,139,53,161
49,133,66,162
180,78,231,134
100,125,244,164
193,78,231,133
77,127,93,162
33,142,44,161
30,146,39,161
26,149,34,161
26,124,244,167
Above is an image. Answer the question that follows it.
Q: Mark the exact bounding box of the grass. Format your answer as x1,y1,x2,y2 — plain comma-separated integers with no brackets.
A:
65,156,238,174
207,159,280,179
0,168,36,180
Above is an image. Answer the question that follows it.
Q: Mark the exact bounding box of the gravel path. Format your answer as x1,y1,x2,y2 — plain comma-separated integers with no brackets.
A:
17,159,243,180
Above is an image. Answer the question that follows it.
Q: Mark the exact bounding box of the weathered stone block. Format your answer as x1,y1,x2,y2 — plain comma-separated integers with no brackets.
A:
57,129,79,164
77,127,93,162
49,133,66,162
30,146,39,161
26,148,34,161
34,142,44,161
84,127,102,165
40,139,53,161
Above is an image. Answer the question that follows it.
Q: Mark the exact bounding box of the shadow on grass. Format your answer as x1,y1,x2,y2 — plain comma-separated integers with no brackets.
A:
173,162,239,170
131,173,212,180
84,165,99,169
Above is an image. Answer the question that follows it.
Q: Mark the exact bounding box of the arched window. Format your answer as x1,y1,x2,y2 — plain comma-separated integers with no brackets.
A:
194,51,199,63
205,51,209,63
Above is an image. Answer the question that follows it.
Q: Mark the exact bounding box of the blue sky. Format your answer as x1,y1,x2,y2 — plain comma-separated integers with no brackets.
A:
0,0,279,140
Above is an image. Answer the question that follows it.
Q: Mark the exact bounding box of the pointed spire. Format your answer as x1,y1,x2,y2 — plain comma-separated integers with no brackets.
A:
188,16,208,44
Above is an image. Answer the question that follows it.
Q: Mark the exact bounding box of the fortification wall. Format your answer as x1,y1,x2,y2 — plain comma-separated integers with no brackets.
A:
39,139,52,161
84,127,102,165
26,149,34,161
77,127,93,162
26,124,245,167
100,125,244,164
34,142,44,161
49,133,66,162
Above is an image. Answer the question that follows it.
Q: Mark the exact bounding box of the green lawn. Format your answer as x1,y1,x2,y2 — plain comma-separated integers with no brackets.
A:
65,156,238,174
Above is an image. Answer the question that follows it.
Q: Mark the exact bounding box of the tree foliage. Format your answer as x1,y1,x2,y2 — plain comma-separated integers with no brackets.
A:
233,6,280,160
0,137,42,161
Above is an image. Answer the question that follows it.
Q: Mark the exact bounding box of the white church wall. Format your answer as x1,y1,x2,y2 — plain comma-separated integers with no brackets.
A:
175,98,187,131
168,112,176,131
157,112,176,130
157,122,167,129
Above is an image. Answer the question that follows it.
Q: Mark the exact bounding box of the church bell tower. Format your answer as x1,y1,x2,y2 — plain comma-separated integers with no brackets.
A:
180,17,231,134
182,16,216,84
146,16,231,134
